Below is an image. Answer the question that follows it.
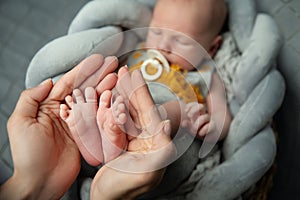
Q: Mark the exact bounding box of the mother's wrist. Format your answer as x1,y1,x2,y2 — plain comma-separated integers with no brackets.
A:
13,170,51,199
0,173,43,199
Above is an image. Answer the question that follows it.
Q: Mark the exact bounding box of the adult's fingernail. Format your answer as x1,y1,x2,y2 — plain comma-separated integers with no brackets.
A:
39,78,52,86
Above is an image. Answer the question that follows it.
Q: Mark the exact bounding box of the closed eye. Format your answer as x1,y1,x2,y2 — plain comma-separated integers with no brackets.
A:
150,28,162,35
174,36,193,46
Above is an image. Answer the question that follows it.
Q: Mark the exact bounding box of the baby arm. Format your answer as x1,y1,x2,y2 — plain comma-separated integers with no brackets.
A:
182,73,231,141
155,72,231,141
202,72,231,141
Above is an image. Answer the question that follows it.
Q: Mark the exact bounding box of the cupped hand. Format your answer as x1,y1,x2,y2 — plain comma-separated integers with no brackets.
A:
6,54,118,199
91,67,176,200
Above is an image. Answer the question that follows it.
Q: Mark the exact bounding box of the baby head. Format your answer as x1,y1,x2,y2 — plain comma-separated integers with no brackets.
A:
145,0,227,70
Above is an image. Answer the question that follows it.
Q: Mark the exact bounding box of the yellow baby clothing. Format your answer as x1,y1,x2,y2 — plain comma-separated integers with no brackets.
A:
127,48,214,105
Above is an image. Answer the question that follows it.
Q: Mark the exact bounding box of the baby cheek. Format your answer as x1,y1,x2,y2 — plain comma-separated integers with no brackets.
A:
145,37,158,49
183,48,204,66
171,52,202,70
171,49,193,65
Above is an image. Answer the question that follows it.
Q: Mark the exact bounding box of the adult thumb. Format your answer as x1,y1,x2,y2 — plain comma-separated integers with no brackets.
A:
29,79,53,102
13,79,53,119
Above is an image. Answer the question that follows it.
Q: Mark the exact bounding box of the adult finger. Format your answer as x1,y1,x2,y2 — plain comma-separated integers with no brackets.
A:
49,54,118,101
116,67,141,137
131,69,161,131
79,56,119,90
116,67,138,124
95,73,118,95
11,79,53,120
106,120,176,173
118,68,161,134
116,66,134,103
117,68,146,122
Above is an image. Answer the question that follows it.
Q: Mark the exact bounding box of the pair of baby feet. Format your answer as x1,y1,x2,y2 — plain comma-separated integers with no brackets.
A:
60,87,128,166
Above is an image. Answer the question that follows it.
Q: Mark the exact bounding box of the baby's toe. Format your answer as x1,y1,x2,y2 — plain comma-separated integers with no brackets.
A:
112,102,127,122
73,89,85,104
117,103,126,113
99,90,112,108
85,87,97,104
65,95,74,108
60,104,69,121
117,113,127,124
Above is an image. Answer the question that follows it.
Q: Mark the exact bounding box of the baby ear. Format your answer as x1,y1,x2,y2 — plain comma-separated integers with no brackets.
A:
208,35,223,58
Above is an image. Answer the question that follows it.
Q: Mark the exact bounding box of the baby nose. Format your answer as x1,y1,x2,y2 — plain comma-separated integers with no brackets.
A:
157,37,171,53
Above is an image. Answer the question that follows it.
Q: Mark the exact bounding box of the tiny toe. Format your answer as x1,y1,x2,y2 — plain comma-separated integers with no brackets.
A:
60,104,69,120
117,103,126,112
99,90,112,108
65,95,74,108
116,95,125,105
73,89,85,103
118,113,127,124
118,104,127,118
112,101,124,114
85,87,97,104
112,101,126,122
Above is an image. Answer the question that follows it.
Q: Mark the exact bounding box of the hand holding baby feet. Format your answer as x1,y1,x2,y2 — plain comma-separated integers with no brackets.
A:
60,87,103,166
97,90,128,162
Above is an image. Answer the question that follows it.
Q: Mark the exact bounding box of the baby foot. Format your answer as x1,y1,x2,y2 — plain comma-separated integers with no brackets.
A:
97,90,128,162
60,87,103,166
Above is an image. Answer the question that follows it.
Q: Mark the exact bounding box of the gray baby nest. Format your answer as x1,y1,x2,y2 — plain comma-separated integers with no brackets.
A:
25,0,285,199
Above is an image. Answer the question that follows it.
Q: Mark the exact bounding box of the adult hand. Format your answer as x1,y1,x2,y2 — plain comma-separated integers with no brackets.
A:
0,54,118,199
91,67,176,200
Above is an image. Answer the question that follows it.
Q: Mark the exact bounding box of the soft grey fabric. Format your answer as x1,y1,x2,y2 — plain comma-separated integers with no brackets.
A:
0,160,11,185
228,0,256,52
187,125,277,200
25,0,285,199
25,0,152,88
224,70,285,158
68,0,152,35
232,14,282,104
195,0,285,198
25,26,123,88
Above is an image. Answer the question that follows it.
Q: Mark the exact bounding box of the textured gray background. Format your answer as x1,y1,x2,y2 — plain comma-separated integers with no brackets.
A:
0,0,299,199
